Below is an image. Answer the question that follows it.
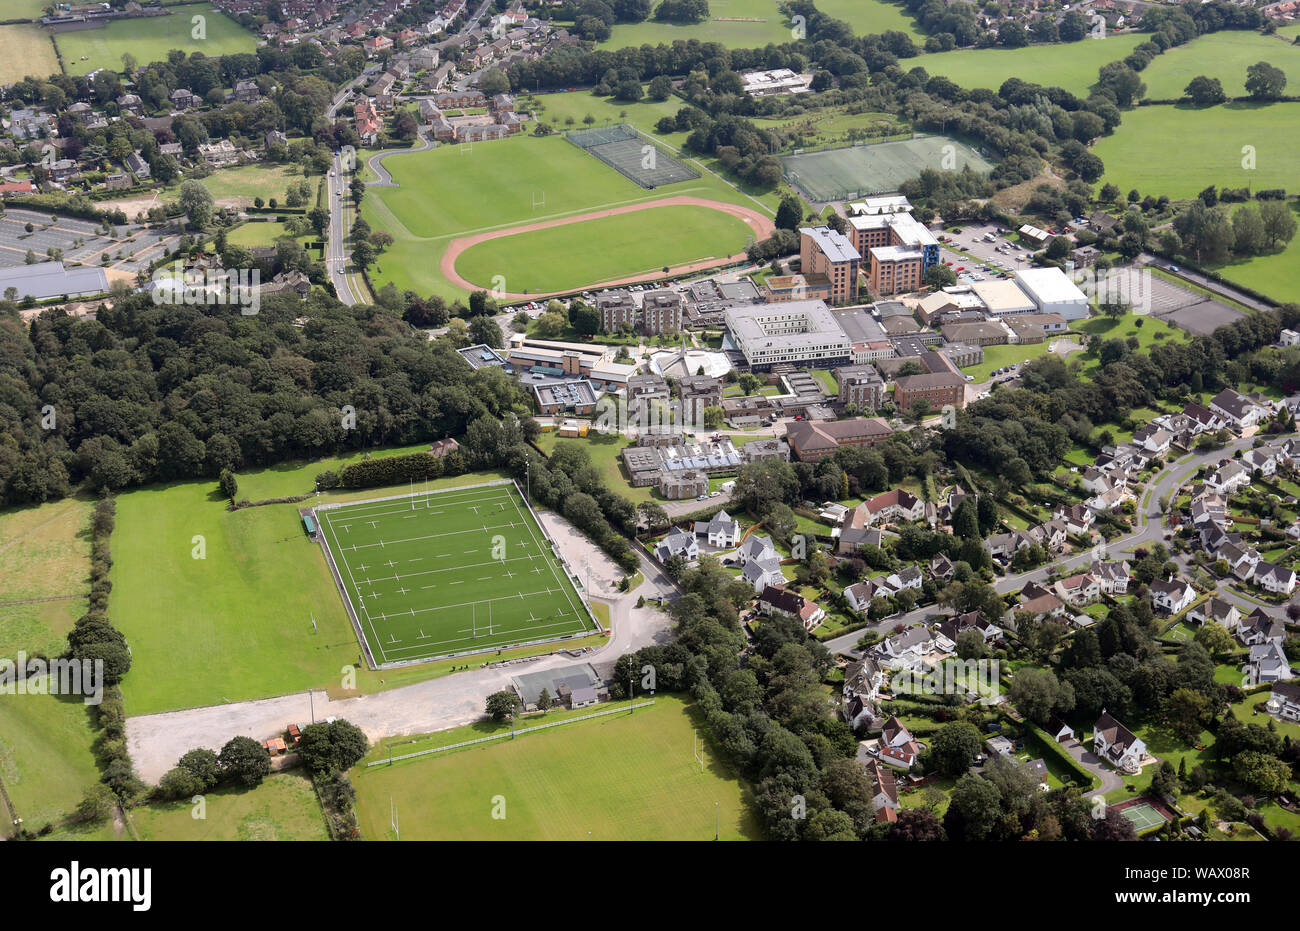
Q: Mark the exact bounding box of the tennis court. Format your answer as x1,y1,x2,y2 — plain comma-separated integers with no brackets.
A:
313,482,597,667
566,124,700,188
1115,799,1172,832
780,134,994,203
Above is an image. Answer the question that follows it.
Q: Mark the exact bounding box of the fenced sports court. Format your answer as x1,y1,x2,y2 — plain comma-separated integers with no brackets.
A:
313,481,598,667
780,134,994,203
566,123,700,189
1113,797,1175,833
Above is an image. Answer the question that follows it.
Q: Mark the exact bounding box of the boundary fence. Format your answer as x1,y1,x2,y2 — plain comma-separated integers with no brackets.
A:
367,700,658,766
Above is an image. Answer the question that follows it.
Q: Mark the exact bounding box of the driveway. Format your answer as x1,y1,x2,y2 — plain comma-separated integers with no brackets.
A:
1062,738,1124,798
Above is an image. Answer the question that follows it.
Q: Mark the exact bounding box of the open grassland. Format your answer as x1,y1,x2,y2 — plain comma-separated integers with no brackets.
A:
166,163,311,208
362,133,774,299
1207,201,1300,302
130,772,329,840
110,461,594,713
0,692,103,829
0,24,59,85
597,0,795,50
454,204,754,292
1092,102,1300,200
913,34,1145,94
1139,30,1300,100
527,90,689,146
0,498,93,657
2,0,56,18
56,7,256,75
817,0,923,38
353,694,761,840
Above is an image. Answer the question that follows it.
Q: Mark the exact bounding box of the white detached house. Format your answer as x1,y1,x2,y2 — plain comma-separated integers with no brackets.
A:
1149,577,1196,615
1093,710,1148,774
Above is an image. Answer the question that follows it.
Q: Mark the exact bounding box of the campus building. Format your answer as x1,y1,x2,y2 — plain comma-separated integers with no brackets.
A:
846,199,938,298
725,300,852,371
893,372,966,413
640,290,683,335
836,364,886,410
785,417,892,461
799,226,861,304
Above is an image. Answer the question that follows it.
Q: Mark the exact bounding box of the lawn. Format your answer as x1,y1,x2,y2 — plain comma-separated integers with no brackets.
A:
0,24,59,85
130,772,329,840
224,220,303,248
167,163,311,208
597,0,797,50
0,692,103,830
56,6,256,75
362,133,771,299
526,89,689,146
1138,30,1300,100
535,431,655,503
1073,312,1189,377
316,482,596,664
1092,102,1300,200
453,203,754,293
912,34,1146,95
1206,201,1300,303
962,341,1055,382
352,694,761,840
0,497,94,658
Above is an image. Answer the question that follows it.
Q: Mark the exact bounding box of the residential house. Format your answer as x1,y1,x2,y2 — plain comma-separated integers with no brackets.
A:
1186,596,1240,632
757,585,826,630
1149,577,1196,615
1266,682,1300,723
1246,641,1293,685
654,527,699,564
1054,572,1100,607
1053,503,1094,536
1093,710,1148,773
1209,388,1267,431
1090,560,1131,596
876,715,922,770
693,509,741,548
1254,561,1297,596
1239,608,1285,646
875,626,935,671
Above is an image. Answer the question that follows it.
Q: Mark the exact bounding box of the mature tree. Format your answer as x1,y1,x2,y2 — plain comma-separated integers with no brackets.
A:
1009,666,1074,725
929,721,983,777
479,68,510,96
1245,61,1287,100
486,689,521,722
218,468,238,500
1166,687,1211,744
1184,75,1226,107
1233,750,1291,795
178,179,215,229
296,719,369,775
1259,199,1299,249
924,263,957,289
218,736,272,787
177,748,222,789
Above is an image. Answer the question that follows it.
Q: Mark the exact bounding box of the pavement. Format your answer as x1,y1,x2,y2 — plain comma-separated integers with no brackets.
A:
125,512,678,783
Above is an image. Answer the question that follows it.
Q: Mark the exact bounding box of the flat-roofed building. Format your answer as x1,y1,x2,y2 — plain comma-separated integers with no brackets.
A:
1014,268,1090,320
725,300,852,371
867,245,924,297
847,210,939,271
762,273,831,303
678,374,723,426
837,364,886,410
894,372,966,413
800,226,861,305
640,289,682,335
533,379,598,415
741,68,812,96
970,279,1037,316
595,288,637,333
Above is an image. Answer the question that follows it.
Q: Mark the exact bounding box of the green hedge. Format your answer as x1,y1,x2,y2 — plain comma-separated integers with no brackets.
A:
1024,722,1099,791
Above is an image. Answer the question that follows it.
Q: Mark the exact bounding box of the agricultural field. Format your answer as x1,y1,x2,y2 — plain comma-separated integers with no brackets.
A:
130,773,329,840
360,132,774,299
0,692,105,830
817,0,923,38
352,695,760,840
315,483,596,665
453,203,753,293
1,0,56,18
0,24,59,85
1092,102,1300,200
913,34,1145,95
1139,30,1300,100
56,6,257,75
1206,200,1300,302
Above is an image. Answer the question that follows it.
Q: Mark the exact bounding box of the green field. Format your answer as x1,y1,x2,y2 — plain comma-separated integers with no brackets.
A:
963,340,1058,382
316,482,595,664
913,34,1145,94
0,691,103,830
528,90,688,146
0,23,59,84
361,132,774,298
781,134,993,202
1207,200,1300,302
597,0,796,50
353,694,760,840
817,0,923,38
56,7,256,75
165,163,310,207
130,772,329,840
1093,102,1300,200
1,0,55,18
454,204,753,292
1139,30,1300,100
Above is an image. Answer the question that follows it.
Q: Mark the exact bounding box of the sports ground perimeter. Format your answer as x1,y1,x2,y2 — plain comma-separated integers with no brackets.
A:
311,482,598,667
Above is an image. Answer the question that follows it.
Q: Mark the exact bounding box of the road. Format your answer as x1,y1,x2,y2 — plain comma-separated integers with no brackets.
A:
125,514,679,783
820,431,1268,657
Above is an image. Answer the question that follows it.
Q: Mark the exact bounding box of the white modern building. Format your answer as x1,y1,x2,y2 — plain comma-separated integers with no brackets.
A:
724,300,852,370
1014,268,1090,320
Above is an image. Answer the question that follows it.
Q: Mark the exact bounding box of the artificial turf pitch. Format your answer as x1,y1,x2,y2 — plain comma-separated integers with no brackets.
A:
315,482,596,666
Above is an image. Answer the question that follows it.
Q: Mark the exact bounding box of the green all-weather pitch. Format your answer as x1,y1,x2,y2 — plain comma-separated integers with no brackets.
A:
313,482,596,666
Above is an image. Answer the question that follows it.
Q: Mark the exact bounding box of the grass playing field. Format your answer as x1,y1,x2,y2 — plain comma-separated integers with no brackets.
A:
0,24,60,85
1138,30,1300,100
352,694,761,840
453,203,753,292
56,6,256,75
1092,102,1300,200
361,131,775,299
912,34,1145,94
316,482,596,666
781,134,993,203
